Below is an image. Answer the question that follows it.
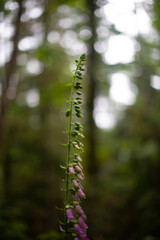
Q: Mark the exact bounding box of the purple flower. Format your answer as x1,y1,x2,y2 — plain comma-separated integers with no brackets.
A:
78,182,84,190
76,155,82,161
78,188,86,199
73,179,79,188
77,173,84,180
76,205,84,215
75,237,80,240
73,193,80,202
78,217,88,229
78,162,83,169
75,165,82,172
83,237,89,240
69,167,75,174
75,224,86,237
82,212,87,220
81,171,84,177
67,208,74,221
75,205,87,220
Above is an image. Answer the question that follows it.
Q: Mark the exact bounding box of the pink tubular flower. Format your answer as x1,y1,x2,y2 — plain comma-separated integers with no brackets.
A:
77,173,84,181
75,144,80,150
81,171,84,177
67,208,74,221
73,193,80,202
83,237,89,240
75,165,82,172
82,212,87,220
73,179,79,188
78,216,88,229
75,224,86,237
78,162,83,169
78,188,86,199
76,155,82,161
76,205,84,215
75,237,80,240
69,167,75,174
78,182,84,190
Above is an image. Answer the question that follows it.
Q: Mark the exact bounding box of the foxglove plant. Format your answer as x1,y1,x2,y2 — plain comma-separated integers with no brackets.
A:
60,54,89,240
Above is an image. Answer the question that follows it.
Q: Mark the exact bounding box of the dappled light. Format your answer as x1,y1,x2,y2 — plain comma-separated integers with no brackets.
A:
103,35,135,64
60,30,87,56
26,59,44,75
47,31,60,44
26,7,44,19
79,28,92,40
18,36,42,51
25,88,40,108
5,1,19,11
94,97,117,129
109,73,138,105
150,75,160,90
0,40,13,66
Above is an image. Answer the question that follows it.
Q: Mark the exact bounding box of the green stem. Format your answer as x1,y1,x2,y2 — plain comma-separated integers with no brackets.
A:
65,80,74,240
64,60,81,239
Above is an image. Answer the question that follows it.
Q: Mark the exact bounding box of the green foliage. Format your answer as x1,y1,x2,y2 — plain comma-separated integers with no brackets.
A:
0,206,28,240
38,230,62,240
153,0,160,32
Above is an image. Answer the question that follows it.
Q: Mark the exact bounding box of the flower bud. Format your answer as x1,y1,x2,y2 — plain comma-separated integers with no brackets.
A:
78,216,88,229
73,193,80,202
74,144,81,150
76,155,82,162
78,133,85,139
78,182,84,190
76,205,84,215
65,109,70,117
78,162,83,169
73,180,79,188
78,188,86,199
77,173,84,181
81,171,84,177
82,212,87,220
75,165,82,172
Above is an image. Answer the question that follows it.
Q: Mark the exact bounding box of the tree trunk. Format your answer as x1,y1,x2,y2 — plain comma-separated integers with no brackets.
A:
86,0,99,238
87,0,98,174
0,0,23,200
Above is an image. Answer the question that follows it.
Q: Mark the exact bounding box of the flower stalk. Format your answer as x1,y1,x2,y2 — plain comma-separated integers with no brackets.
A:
61,54,89,240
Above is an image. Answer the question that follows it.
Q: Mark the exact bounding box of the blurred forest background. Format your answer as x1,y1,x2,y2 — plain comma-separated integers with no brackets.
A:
1,0,160,239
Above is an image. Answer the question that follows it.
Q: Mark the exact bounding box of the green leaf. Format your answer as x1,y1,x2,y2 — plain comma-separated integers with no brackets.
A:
65,82,73,87
58,219,64,225
59,225,65,232
60,143,68,147
56,206,64,211
65,204,73,209
65,109,71,117
60,165,66,169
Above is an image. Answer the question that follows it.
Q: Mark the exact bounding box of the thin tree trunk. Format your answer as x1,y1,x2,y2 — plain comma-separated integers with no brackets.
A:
0,0,23,200
87,0,98,174
86,1,99,238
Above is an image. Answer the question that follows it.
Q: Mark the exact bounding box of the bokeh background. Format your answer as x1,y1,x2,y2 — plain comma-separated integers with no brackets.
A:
1,0,160,239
